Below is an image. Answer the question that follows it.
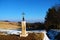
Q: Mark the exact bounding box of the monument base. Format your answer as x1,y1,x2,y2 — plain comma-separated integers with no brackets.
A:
20,33,28,37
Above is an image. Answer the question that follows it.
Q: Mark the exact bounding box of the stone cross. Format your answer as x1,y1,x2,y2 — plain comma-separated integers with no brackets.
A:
20,12,28,37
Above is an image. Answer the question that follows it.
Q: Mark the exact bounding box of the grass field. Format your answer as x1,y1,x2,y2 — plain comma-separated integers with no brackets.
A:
0,21,21,29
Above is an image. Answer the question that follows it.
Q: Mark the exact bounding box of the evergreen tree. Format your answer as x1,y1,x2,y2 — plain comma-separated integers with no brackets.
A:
45,5,60,29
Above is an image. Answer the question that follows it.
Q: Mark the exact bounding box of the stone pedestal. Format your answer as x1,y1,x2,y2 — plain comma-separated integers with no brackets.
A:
20,21,28,37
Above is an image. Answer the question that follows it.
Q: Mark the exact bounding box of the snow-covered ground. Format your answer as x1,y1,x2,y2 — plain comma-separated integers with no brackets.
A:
0,29,50,40
0,29,60,40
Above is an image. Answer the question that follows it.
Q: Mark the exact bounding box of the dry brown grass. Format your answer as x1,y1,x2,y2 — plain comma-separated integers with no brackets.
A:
0,22,21,29
0,33,44,40
35,33,44,40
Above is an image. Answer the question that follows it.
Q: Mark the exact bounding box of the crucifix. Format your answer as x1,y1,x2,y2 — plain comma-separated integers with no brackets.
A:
22,12,25,21
20,12,28,37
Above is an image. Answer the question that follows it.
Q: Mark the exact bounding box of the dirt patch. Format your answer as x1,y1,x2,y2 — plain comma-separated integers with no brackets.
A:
0,33,44,40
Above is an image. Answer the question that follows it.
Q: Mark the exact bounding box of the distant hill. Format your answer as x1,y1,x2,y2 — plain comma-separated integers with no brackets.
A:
0,21,21,30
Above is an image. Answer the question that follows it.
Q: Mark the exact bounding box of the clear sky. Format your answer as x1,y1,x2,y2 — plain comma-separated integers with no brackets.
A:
0,0,60,22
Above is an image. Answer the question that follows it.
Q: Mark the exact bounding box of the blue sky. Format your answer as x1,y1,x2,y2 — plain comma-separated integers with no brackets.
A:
0,0,60,22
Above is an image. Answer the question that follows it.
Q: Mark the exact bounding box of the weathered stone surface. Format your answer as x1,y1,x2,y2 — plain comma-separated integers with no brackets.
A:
20,21,28,37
